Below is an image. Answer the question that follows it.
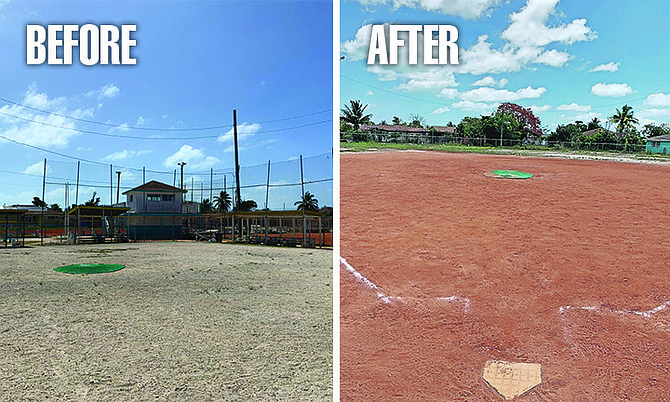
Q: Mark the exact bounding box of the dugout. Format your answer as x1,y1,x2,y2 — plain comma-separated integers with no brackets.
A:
196,210,332,247
0,208,28,247
67,206,130,244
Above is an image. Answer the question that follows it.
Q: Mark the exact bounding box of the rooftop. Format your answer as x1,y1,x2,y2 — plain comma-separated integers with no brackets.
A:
122,180,187,195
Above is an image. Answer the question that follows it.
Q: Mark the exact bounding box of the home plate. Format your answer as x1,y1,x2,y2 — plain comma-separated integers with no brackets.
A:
482,360,542,400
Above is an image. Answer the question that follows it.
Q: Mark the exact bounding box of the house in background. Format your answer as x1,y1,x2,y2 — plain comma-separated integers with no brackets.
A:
10,205,63,229
122,180,187,240
645,134,670,154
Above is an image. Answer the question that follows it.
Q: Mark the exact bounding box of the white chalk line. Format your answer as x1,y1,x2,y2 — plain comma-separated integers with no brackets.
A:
340,256,471,310
559,300,670,319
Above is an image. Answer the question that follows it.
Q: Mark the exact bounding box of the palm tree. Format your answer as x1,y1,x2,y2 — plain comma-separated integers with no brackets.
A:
200,198,213,213
295,192,319,212
340,100,372,130
213,191,232,213
609,105,639,138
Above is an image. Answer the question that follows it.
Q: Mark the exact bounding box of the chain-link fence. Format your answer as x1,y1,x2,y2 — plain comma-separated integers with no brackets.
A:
1,152,333,245
341,131,649,153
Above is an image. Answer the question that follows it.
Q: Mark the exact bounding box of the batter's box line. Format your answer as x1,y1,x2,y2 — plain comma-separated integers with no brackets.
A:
340,256,471,310
559,300,670,318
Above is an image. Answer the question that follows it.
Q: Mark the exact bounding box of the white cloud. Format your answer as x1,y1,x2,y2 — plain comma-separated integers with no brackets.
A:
217,122,261,143
589,62,619,73
530,104,551,112
0,84,96,148
591,83,632,97
136,116,145,126
103,150,152,162
100,84,120,99
438,88,459,99
432,106,451,114
365,90,374,96
341,24,374,61
351,0,500,19
460,35,525,74
452,100,496,113
23,161,46,176
534,49,571,67
556,103,591,112
85,83,120,100
472,76,497,87
567,112,602,123
643,93,670,108
163,145,220,170
460,86,546,102
472,76,508,88
394,68,459,93
501,0,596,48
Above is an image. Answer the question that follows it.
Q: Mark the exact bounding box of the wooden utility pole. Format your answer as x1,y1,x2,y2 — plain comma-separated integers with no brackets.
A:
75,161,80,243
233,109,241,207
264,160,270,243
40,158,46,246
300,155,306,247
109,165,113,206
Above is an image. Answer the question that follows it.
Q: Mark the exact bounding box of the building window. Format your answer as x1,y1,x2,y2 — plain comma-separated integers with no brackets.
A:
161,194,174,202
129,195,134,202
147,194,162,202
653,141,661,147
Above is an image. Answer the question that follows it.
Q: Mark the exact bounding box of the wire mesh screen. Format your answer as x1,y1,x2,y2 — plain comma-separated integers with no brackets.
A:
37,152,332,213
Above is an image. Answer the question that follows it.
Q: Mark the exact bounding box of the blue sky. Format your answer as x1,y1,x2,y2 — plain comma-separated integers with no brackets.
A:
0,0,333,210
341,0,670,131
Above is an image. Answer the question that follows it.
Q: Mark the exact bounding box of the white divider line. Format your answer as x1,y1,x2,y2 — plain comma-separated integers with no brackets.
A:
559,300,670,318
340,257,391,303
340,256,471,310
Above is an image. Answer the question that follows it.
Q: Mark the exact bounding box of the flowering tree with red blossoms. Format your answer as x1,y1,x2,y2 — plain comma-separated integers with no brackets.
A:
496,102,542,140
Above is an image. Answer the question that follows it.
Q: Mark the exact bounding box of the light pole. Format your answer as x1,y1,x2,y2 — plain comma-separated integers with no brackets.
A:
178,162,187,191
115,171,121,204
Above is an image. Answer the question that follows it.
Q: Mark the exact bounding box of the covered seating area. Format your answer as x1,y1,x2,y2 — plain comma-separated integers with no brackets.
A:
66,206,131,244
0,208,28,247
192,210,333,248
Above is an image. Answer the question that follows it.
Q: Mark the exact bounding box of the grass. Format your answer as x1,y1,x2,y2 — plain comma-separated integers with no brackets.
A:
340,141,670,162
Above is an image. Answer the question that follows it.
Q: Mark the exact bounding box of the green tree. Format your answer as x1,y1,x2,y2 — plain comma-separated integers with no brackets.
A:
547,123,583,142
213,191,232,213
339,119,354,132
392,116,402,125
200,198,213,213
32,197,47,208
340,100,372,130
408,114,426,128
456,116,483,138
641,123,670,139
84,192,100,206
50,203,62,213
609,105,639,137
295,192,319,212
587,117,601,131
234,200,257,212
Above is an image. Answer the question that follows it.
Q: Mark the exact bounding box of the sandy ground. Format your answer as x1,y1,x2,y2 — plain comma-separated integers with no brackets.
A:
0,241,332,401
341,151,670,400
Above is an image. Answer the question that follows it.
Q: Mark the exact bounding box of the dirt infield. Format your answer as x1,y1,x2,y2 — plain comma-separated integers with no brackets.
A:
341,151,670,400
0,242,332,401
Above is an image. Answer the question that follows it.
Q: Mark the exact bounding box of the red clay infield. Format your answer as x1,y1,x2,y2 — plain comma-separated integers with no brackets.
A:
340,151,670,401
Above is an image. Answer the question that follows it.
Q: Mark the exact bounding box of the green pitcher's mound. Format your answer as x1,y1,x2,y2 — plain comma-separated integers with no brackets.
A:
54,263,125,275
486,170,533,179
